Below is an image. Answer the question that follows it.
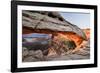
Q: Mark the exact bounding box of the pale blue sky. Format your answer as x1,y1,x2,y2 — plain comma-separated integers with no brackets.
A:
60,12,90,29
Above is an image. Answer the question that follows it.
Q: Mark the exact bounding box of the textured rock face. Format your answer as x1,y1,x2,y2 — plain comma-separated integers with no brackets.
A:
83,29,90,40
22,10,89,62
22,10,87,40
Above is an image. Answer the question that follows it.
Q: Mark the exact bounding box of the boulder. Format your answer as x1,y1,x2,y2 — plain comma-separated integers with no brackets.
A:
22,47,29,57
23,56,39,62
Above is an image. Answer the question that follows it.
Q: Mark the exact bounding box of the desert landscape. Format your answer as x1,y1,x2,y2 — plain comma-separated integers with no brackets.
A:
22,10,90,62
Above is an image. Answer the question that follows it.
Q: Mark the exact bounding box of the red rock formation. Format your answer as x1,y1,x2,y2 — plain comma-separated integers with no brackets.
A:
23,26,83,47
56,32,83,46
23,27,91,56
83,28,90,40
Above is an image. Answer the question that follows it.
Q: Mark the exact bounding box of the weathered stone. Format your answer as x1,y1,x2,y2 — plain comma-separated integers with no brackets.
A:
23,50,46,62
28,50,35,56
75,49,90,56
22,47,27,50
22,11,87,40
23,56,39,62
22,47,29,57
34,50,44,59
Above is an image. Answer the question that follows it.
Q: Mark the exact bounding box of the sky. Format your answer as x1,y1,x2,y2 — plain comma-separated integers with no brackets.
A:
60,12,90,29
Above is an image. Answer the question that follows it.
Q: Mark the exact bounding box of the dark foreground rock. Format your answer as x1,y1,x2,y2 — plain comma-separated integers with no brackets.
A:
22,40,90,62
22,48,46,62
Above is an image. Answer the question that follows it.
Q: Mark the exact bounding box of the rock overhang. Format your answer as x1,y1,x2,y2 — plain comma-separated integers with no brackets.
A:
22,10,87,40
